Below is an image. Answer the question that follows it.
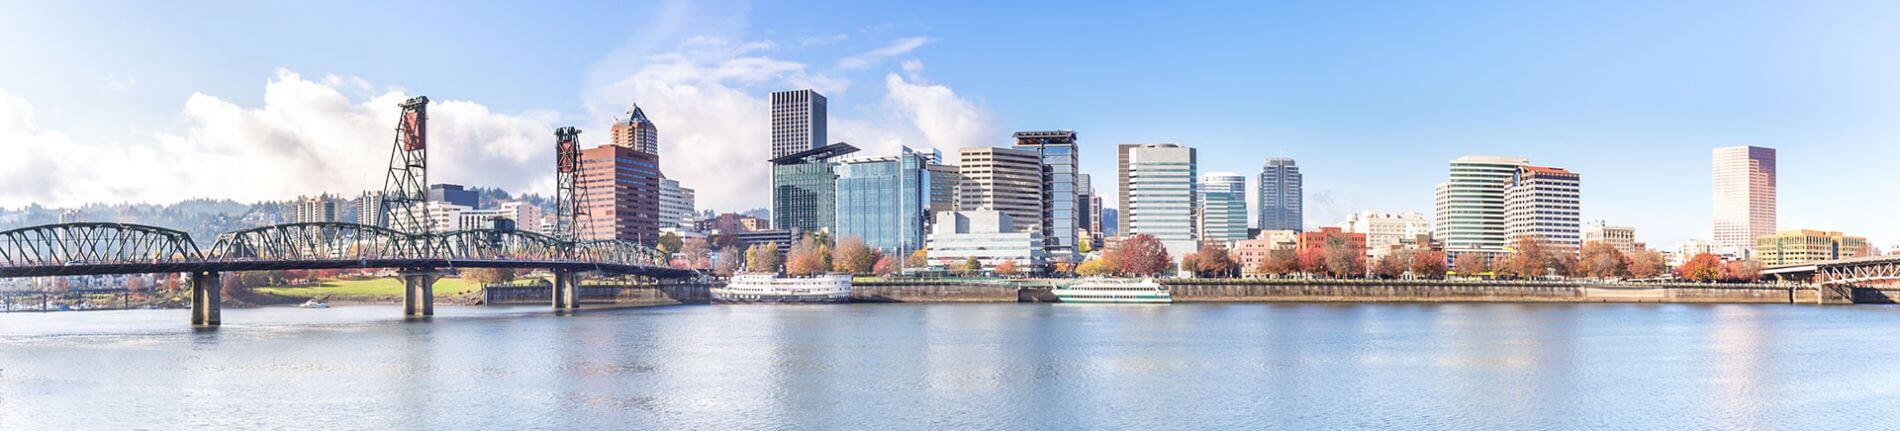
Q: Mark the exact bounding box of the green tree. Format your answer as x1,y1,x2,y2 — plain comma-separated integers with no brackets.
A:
656,232,683,255
745,242,782,274
961,257,983,275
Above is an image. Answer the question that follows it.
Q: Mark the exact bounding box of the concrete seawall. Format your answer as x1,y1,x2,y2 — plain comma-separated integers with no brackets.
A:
1163,281,1797,304
852,282,1021,302
484,283,711,306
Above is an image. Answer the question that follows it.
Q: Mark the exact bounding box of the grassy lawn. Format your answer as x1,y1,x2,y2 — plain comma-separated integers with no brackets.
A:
254,277,483,299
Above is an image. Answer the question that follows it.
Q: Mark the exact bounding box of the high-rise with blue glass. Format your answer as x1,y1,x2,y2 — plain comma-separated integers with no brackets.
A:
1258,157,1303,232
1013,130,1080,262
834,147,932,255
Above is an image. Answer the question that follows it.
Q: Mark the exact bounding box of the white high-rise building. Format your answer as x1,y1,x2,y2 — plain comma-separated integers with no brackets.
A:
659,178,696,231
1503,165,1582,252
1435,156,1527,258
1120,144,1199,260
293,195,338,224
1341,211,1431,259
356,191,385,227
1712,146,1776,257
1199,172,1249,244
770,89,827,159
957,146,1045,233
498,201,544,234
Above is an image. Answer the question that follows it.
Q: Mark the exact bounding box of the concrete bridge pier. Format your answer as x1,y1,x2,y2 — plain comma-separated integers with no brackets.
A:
188,271,221,326
553,270,582,311
401,270,439,317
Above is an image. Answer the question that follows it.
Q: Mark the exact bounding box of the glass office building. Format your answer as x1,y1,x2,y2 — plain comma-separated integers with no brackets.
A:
1013,130,1079,261
771,143,859,234
834,147,931,255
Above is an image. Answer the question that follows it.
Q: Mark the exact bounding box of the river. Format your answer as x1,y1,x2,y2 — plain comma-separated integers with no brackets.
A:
3,303,1900,429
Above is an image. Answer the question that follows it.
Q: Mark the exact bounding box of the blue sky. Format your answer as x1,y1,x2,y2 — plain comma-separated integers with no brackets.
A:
0,0,1896,248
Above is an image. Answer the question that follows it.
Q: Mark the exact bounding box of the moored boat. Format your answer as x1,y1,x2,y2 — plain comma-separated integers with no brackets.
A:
1053,278,1172,303
712,273,853,304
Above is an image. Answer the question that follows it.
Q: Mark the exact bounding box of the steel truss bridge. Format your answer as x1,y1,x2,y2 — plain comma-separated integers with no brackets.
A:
1762,255,1900,286
0,95,696,326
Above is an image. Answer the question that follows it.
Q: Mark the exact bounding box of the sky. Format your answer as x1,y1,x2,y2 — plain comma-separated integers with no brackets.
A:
1,0,1897,249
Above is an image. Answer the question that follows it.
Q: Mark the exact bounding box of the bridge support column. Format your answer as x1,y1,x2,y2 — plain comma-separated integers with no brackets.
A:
553,270,582,311
189,272,221,326
401,270,438,317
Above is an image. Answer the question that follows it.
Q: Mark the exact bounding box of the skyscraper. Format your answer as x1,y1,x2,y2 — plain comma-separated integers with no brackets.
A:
1503,165,1582,252
1712,145,1776,256
833,147,931,255
772,143,858,234
1199,172,1249,243
658,178,695,231
1121,144,1199,260
957,146,1044,233
610,103,659,155
1013,130,1080,260
924,152,960,229
579,144,662,243
770,89,827,159
293,195,338,224
1435,156,1528,258
1257,157,1303,231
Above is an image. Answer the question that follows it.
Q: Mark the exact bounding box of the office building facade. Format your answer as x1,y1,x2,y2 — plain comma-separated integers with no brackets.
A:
1503,165,1582,252
611,104,659,155
579,144,663,243
1713,146,1776,256
1013,130,1081,260
1199,172,1250,244
1258,157,1302,231
957,146,1045,233
834,147,931,255
1341,211,1432,260
1120,144,1199,260
772,143,858,234
293,195,338,224
659,178,696,231
770,89,827,159
1435,156,1528,258
1756,229,1868,266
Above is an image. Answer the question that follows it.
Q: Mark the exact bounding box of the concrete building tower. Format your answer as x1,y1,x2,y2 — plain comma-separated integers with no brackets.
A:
1712,145,1776,256
957,146,1045,233
610,103,659,155
1436,155,1528,259
1120,144,1199,260
1503,165,1582,252
1258,157,1303,232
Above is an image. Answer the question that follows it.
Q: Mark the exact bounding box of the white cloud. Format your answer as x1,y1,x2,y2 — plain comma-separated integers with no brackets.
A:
0,69,559,208
590,37,995,212
836,36,931,70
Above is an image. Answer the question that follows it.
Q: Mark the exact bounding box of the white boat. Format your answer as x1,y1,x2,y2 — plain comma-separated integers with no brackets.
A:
712,273,853,304
298,299,330,309
1053,278,1172,303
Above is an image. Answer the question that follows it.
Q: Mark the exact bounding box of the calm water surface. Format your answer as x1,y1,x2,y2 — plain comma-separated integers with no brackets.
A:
4,303,1900,430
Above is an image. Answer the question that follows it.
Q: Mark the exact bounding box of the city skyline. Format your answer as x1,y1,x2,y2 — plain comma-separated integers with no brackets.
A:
1,1,1896,249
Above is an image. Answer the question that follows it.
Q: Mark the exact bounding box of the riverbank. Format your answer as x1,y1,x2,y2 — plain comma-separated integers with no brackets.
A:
856,279,1829,304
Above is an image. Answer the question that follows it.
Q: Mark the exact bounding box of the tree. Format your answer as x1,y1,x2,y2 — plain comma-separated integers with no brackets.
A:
744,242,781,274
1550,252,1580,278
830,236,878,275
1077,236,1094,254
1678,253,1723,282
1259,248,1298,277
714,246,743,277
1410,250,1448,280
1322,242,1365,278
656,232,683,255
1179,252,1202,276
679,238,713,270
907,248,929,268
1453,252,1489,278
872,255,897,276
1500,235,1551,279
1296,247,1326,276
995,260,1021,277
1723,259,1763,282
1627,250,1666,279
1576,242,1629,279
1116,234,1172,276
463,268,514,286
787,237,830,276
1076,259,1115,276
1373,251,1408,279
961,257,983,275
1194,242,1237,278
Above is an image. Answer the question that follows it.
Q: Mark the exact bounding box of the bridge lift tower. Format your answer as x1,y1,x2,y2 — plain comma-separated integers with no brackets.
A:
381,96,431,234
551,126,591,311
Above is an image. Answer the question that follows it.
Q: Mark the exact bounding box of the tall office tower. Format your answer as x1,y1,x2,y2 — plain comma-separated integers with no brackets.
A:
957,146,1045,234
1120,144,1199,260
1503,165,1583,252
1013,130,1080,260
1712,146,1776,256
770,89,827,159
924,151,961,229
579,144,663,243
1101,208,1120,237
293,195,338,223
1086,174,1102,239
1436,156,1529,258
610,103,659,155
1257,157,1303,232
772,143,858,234
833,147,931,255
357,191,385,227
1199,172,1249,244
658,178,696,230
